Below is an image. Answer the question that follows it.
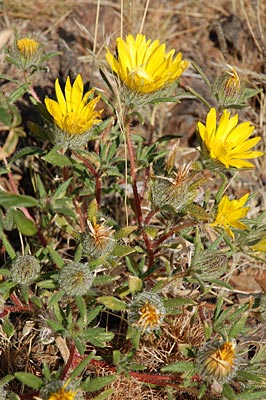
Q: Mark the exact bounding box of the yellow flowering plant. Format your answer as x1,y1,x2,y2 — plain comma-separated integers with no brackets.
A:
106,33,189,106
1,5,266,400
198,107,263,169
211,193,250,240
44,74,103,147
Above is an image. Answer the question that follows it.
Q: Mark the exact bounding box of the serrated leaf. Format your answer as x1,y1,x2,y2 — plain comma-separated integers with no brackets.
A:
0,191,38,207
14,372,43,389
9,146,43,163
81,374,117,392
112,244,135,257
97,296,127,311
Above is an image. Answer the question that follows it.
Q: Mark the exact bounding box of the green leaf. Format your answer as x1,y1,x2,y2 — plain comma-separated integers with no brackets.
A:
112,244,135,257
83,328,114,347
0,191,38,207
69,351,96,381
228,314,248,339
53,178,72,200
222,383,236,400
47,245,64,268
75,296,87,320
161,361,195,373
0,229,16,259
14,372,43,389
87,306,103,324
97,296,127,311
8,83,29,103
235,390,266,400
11,209,37,236
9,146,44,163
81,374,117,392
114,226,137,239
88,388,115,400
237,370,262,383
163,297,196,311
42,145,72,167
2,318,15,337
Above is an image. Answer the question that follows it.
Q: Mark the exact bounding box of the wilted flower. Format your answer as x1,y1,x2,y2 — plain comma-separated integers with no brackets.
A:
81,219,115,258
106,33,189,94
213,65,244,107
128,292,165,332
198,108,263,169
150,165,197,214
45,74,103,146
198,340,237,382
58,262,94,296
11,255,41,284
211,193,249,240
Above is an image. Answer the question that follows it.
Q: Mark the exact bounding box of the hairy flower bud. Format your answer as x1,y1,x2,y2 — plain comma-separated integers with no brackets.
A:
58,262,94,296
11,255,41,284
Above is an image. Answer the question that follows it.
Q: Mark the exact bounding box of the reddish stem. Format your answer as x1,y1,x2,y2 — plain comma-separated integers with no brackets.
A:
61,340,76,379
125,120,154,267
73,151,101,206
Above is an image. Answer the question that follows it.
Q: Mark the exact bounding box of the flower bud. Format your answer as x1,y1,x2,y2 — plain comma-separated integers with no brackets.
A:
58,262,94,296
11,255,41,284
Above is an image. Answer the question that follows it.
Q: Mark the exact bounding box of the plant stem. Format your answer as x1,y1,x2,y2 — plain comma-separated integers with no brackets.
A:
125,118,154,266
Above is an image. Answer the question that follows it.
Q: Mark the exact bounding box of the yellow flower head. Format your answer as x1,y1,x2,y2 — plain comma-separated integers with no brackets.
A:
106,33,189,94
48,383,77,400
198,108,263,169
211,193,250,239
16,37,39,58
203,340,236,381
45,74,103,136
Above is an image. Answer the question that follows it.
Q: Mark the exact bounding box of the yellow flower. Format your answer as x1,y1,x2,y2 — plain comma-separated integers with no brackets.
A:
106,33,189,94
252,237,266,252
45,74,103,136
198,108,263,168
203,340,236,381
16,37,39,58
211,193,250,239
48,384,77,400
